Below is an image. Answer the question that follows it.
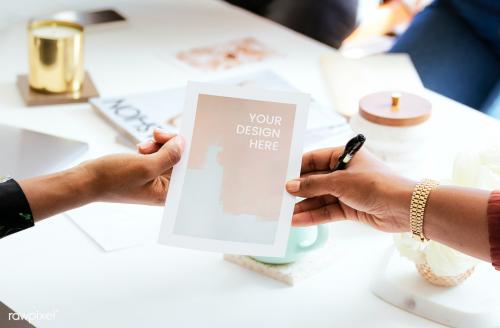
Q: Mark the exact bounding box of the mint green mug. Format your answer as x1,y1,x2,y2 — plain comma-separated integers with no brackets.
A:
252,225,330,264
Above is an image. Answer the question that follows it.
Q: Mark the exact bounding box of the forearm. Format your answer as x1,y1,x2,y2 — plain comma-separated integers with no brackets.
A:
423,186,491,262
18,167,97,221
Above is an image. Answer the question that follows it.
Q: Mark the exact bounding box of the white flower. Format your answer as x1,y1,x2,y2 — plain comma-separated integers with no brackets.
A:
394,234,478,277
393,233,425,264
424,241,478,277
453,145,500,190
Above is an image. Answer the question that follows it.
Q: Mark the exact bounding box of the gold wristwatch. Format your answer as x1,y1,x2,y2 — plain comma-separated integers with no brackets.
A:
410,179,439,241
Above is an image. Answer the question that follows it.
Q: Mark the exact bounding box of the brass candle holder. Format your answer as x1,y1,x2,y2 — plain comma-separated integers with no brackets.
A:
18,19,99,106
28,20,84,93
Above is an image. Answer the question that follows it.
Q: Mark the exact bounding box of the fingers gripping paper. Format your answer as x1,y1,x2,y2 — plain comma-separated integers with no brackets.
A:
159,83,309,256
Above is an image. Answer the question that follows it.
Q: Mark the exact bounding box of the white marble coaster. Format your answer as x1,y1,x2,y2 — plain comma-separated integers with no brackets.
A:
372,247,500,328
224,242,337,285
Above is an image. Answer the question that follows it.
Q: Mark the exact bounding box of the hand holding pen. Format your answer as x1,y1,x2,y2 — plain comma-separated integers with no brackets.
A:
285,134,416,230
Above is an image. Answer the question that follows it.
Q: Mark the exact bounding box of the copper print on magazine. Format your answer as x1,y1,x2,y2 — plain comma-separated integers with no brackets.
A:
175,37,279,71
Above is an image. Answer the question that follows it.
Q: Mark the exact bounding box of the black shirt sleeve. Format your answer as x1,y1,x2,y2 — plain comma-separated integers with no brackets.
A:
0,178,34,239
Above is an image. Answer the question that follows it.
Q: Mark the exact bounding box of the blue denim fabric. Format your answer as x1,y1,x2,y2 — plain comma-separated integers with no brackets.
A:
390,0,500,118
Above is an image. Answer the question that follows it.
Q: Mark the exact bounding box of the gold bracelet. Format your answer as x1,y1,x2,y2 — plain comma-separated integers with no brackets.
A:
410,179,439,242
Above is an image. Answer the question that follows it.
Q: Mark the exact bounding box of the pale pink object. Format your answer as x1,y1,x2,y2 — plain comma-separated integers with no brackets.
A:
187,94,296,220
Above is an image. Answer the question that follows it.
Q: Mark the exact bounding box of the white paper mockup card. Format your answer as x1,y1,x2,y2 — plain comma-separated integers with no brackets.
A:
159,82,310,257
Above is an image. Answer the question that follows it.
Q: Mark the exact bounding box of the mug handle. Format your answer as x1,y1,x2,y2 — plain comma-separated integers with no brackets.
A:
293,224,330,254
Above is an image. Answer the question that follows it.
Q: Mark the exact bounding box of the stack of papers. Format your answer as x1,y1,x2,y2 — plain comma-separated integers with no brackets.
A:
91,70,349,150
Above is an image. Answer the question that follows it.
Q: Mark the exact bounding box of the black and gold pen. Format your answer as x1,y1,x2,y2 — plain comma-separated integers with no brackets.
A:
331,134,366,171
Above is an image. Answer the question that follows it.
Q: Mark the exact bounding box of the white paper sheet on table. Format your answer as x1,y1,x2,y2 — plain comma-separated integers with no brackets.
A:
321,52,424,117
66,203,163,252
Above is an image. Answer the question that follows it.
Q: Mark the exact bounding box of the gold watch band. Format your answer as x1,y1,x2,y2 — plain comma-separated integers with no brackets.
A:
410,179,439,241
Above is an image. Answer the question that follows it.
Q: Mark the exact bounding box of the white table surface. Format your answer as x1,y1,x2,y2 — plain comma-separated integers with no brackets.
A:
1,1,499,327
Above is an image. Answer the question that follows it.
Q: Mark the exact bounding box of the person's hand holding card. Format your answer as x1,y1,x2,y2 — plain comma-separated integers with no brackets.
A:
159,82,309,256
17,130,183,221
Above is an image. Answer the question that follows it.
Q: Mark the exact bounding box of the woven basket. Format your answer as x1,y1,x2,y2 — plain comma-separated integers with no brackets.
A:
415,261,475,287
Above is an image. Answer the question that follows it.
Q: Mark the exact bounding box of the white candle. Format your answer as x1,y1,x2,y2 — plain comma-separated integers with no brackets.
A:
31,25,80,39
